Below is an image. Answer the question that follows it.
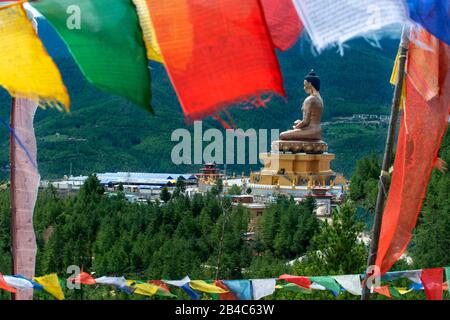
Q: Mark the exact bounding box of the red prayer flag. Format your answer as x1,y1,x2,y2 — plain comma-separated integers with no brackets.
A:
421,268,444,300
375,29,450,274
374,286,391,299
279,274,311,288
69,271,96,285
149,280,171,293
148,0,285,120
0,273,16,294
214,280,238,300
260,0,304,51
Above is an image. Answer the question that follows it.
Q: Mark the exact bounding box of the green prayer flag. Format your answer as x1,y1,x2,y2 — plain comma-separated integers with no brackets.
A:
445,267,450,294
33,0,152,112
279,283,312,294
389,286,402,299
310,276,341,294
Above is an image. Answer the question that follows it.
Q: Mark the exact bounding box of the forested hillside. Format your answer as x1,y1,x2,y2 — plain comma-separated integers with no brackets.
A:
0,20,400,179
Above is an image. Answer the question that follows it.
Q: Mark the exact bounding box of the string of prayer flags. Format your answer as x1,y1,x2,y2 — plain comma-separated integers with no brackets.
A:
251,279,276,300
375,29,450,274
405,0,450,46
147,0,285,120
0,273,16,294
189,280,228,294
260,0,304,51
0,4,69,109
278,274,311,288
34,273,65,300
222,280,253,300
421,268,444,300
333,275,362,296
32,0,152,113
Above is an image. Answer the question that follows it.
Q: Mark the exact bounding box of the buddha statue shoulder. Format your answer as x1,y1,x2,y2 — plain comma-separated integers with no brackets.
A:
280,70,323,141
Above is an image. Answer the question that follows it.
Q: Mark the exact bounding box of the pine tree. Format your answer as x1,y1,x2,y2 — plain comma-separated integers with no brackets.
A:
295,202,367,275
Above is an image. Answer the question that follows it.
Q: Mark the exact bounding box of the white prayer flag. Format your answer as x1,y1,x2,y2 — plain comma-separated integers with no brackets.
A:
333,275,362,295
4,276,34,289
251,279,276,300
292,0,408,51
165,276,191,287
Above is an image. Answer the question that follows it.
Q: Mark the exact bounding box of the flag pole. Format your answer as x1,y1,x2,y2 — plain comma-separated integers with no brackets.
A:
361,25,410,300
9,97,17,301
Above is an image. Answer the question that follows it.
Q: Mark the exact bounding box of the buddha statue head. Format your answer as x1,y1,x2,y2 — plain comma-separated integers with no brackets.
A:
304,70,320,95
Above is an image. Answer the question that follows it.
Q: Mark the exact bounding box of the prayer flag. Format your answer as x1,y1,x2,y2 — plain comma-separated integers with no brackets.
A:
382,270,423,284
376,29,450,274
0,4,69,109
148,0,284,120
310,276,341,295
374,286,391,298
279,274,311,288
0,273,16,294
32,0,152,112
446,267,450,294
34,273,65,300
222,280,253,300
405,0,450,46
292,0,408,51
3,275,34,290
69,271,96,285
276,282,312,294
251,279,276,300
214,280,238,300
333,275,362,295
260,0,304,51
421,268,444,300
189,280,228,294
389,286,402,298
126,280,159,297
132,0,163,63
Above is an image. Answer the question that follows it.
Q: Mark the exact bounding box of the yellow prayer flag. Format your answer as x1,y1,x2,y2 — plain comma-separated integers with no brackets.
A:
34,274,65,300
390,49,406,109
0,5,69,110
126,280,159,297
396,287,413,295
189,280,228,294
132,0,164,63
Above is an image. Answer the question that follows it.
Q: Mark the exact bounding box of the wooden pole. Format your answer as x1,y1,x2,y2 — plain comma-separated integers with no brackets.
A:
361,26,410,300
9,98,16,301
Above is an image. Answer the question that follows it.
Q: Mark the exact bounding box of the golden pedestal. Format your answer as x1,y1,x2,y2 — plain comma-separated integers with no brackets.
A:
250,152,335,187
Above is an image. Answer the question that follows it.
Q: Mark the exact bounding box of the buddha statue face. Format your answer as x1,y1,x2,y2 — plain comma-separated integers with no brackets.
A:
303,80,315,95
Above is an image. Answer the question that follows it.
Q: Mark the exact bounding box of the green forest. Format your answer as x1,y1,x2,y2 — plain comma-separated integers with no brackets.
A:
0,129,448,300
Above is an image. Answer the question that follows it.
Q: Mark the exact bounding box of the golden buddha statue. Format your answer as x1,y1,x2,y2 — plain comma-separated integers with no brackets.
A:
273,70,328,154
